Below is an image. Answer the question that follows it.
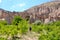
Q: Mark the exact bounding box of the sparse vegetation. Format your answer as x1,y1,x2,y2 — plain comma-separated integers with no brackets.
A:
0,16,60,40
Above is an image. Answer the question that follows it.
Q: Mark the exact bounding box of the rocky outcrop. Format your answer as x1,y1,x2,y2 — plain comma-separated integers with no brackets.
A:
0,1,60,24
25,1,60,23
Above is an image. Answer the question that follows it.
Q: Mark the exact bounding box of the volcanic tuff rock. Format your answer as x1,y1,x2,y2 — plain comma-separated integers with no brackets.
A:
0,1,60,24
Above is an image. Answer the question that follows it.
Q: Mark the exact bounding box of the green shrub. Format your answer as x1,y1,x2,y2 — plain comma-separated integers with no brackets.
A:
18,20,29,34
38,21,60,40
12,16,23,25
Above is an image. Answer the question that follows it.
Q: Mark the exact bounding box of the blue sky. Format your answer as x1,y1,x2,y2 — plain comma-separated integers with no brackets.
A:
0,0,51,12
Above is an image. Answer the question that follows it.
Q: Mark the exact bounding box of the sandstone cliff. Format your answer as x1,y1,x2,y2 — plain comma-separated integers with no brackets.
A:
0,1,60,24
25,1,60,23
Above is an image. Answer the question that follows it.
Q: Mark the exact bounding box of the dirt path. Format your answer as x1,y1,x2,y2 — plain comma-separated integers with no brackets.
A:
21,32,40,40
0,32,40,40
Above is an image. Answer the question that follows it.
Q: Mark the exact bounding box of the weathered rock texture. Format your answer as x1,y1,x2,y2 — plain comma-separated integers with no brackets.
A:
0,1,60,24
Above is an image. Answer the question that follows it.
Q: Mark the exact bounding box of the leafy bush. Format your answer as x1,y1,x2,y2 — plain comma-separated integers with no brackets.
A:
12,16,23,25
38,21,60,40
18,20,29,34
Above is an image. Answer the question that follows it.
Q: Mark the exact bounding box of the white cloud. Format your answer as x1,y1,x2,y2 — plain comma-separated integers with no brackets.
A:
0,0,2,3
19,3,26,7
10,3,26,11
12,3,26,8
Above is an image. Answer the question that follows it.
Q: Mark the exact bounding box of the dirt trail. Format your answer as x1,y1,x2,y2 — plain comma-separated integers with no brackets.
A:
0,32,40,40
21,32,40,40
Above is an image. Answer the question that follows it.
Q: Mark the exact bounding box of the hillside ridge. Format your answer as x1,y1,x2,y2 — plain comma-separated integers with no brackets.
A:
0,1,60,24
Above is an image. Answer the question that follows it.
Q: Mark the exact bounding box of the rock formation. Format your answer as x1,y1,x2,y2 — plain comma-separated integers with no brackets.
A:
0,1,60,24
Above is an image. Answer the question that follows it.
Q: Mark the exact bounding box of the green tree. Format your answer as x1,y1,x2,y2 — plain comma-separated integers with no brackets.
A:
12,16,23,25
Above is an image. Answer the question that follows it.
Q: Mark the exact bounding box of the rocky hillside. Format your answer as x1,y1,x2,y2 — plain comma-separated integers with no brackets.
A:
25,1,60,23
0,1,60,24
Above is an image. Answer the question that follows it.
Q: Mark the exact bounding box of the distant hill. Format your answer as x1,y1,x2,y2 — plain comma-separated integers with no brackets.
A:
0,1,60,24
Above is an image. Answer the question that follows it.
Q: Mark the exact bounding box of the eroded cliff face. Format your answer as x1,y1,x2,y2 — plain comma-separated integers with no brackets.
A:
25,1,60,23
0,1,60,24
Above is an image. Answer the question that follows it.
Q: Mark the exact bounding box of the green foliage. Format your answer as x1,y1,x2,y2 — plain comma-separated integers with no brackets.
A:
38,28,60,40
0,37,7,40
0,18,29,40
31,21,60,40
37,21,60,40
12,16,23,25
18,20,29,34
54,21,60,26
32,24,45,33
0,20,7,25
0,16,60,40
